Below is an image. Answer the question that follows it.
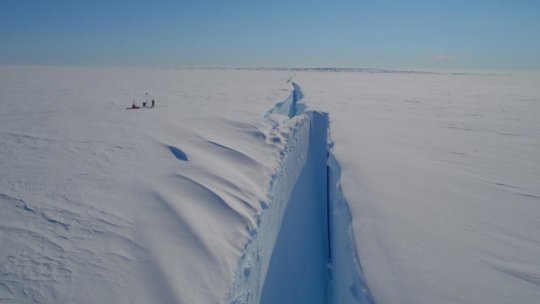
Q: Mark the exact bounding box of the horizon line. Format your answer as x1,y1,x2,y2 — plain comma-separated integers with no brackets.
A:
1,62,532,76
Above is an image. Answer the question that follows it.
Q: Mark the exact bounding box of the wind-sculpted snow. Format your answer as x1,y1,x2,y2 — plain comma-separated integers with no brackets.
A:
0,66,287,304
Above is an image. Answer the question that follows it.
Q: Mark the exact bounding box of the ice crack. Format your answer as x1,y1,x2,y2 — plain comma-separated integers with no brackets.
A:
229,82,373,304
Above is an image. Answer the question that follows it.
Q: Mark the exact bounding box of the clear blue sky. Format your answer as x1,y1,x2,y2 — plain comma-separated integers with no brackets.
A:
1,0,539,72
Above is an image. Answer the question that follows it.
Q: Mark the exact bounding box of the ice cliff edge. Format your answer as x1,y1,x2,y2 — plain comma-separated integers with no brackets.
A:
229,83,373,304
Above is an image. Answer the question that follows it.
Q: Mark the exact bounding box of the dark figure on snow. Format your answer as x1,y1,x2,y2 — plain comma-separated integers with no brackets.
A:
142,101,147,108
151,99,155,108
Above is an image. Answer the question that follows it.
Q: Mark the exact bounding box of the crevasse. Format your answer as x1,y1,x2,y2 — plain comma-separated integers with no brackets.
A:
228,83,373,304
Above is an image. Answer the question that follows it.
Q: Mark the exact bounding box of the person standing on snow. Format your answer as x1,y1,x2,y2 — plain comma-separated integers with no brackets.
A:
151,99,155,108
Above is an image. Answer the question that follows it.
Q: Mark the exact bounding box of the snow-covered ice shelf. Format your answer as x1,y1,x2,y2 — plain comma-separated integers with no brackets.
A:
1,66,539,304
299,71,540,304
0,66,289,303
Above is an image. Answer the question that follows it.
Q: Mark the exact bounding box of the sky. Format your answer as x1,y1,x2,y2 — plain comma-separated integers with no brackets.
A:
1,0,539,72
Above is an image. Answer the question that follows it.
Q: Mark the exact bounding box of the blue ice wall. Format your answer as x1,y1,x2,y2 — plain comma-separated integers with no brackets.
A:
260,112,329,304
229,83,373,304
228,113,313,304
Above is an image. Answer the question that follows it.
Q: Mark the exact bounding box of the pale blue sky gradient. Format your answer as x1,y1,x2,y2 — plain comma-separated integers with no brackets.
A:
1,0,539,72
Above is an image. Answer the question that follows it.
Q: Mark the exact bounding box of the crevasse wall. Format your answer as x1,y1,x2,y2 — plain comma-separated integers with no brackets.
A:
327,151,374,304
228,113,313,304
229,83,373,304
260,111,329,304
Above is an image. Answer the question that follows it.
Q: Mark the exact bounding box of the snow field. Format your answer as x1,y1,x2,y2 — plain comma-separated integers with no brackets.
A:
0,67,361,303
0,66,292,303
297,71,540,304
1,66,539,304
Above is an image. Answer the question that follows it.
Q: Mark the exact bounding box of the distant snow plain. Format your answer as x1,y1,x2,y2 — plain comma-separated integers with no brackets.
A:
0,66,539,304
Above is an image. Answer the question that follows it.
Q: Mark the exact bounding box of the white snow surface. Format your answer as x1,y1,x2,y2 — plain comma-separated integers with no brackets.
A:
297,72,540,304
0,66,291,303
1,65,540,304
